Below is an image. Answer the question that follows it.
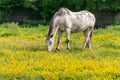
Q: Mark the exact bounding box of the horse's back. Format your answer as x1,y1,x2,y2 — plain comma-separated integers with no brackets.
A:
73,10,95,25
70,10,95,31
52,8,96,32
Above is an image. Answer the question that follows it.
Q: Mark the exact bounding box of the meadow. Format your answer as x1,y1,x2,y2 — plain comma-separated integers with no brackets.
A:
0,23,120,80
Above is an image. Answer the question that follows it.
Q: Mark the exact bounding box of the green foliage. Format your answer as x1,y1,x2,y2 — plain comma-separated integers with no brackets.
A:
23,20,49,27
0,23,20,36
0,0,120,24
0,10,4,23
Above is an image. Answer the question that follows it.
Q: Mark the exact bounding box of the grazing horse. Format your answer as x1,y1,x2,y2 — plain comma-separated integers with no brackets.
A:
46,7,96,51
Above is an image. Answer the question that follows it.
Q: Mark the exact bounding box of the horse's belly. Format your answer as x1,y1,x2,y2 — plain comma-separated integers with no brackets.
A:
58,23,88,32
71,26,80,32
71,24,87,32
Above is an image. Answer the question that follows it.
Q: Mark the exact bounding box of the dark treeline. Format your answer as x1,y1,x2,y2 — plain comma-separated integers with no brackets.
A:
0,0,120,24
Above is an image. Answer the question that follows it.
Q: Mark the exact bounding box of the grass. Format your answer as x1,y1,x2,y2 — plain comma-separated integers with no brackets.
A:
0,23,120,80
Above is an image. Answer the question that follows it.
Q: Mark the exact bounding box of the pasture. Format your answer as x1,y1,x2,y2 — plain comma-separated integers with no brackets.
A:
0,23,120,80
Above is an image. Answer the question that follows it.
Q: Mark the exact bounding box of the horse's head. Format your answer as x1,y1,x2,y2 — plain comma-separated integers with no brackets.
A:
46,34,54,51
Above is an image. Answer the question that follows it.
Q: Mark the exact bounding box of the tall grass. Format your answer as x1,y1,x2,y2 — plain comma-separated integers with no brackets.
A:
0,23,120,80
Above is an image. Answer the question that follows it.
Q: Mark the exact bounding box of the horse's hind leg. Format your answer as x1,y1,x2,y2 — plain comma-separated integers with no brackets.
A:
86,31,93,48
55,31,63,52
83,27,93,49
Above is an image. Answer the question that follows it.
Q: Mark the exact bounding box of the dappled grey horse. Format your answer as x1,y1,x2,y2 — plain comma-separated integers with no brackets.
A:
46,7,96,51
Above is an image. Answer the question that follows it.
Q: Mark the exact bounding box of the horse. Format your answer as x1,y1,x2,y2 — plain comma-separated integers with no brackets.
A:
46,7,96,52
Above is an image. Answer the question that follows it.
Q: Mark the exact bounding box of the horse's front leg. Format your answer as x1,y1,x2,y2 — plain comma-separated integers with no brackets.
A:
66,28,71,52
55,31,63,52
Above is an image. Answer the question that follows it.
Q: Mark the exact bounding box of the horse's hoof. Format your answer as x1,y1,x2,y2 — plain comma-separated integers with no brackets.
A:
66,50,70,53
55,50,59,52
55,48,59,52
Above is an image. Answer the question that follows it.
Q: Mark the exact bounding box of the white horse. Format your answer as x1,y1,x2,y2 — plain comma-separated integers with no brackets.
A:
46,7,96,52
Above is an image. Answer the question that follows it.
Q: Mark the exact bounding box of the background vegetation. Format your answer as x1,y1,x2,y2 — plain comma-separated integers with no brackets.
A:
0,23,120,79
0,0,120,79
0,0,120,24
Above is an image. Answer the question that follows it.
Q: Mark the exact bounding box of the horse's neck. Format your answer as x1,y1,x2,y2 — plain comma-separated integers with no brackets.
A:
48,23,58,38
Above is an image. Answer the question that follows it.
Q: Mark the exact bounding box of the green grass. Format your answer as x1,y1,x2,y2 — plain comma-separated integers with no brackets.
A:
0,23,120,80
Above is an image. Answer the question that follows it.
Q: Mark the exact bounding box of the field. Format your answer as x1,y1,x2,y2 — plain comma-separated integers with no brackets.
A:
0,23,120,80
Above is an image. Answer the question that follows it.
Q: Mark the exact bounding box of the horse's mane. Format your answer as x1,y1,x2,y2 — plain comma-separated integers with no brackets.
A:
48,8,70,36
56,7,70,16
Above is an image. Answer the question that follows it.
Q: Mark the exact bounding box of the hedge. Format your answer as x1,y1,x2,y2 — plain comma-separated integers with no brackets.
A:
0,0,120,23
